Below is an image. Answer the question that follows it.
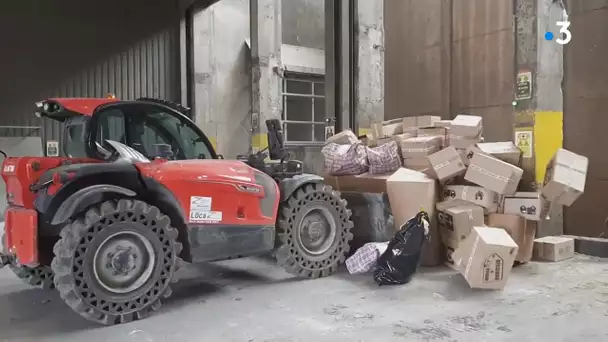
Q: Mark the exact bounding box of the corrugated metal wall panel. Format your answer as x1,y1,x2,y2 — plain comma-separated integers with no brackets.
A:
0,0,181,153
43,29,180,148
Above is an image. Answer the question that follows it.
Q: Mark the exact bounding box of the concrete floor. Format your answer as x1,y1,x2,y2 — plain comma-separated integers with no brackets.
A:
1,255,607,342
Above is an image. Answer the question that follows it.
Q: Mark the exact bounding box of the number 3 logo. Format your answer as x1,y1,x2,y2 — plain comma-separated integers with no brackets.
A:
556,21,572,45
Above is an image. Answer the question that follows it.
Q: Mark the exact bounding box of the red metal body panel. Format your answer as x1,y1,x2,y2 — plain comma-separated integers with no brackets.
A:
47,97,120,116
136,160,280,226
1,157,100,208
5,207,38,266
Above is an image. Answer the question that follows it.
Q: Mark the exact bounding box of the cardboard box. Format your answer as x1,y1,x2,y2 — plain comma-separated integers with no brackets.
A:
400,136,441,159
450,115,483,137
442,185,499,209
403,158,431,170
428,146,466,181
444,238,459,270
436,199,471,212
541,148,589,207
476,142,522,166
435,120,452,128
403,115,441,129
386,168,441,266
451,226,519,290
418,127,447,147
487,214,536,263
438,204,484,243
448,134,482,149
503,192,542,221
465,153,523,195
533,236,575,262
323,172,391,193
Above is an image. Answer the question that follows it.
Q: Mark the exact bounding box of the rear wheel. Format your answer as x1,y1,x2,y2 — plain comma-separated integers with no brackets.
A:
275,183,354,278
1,232,55,289
51,199,182,325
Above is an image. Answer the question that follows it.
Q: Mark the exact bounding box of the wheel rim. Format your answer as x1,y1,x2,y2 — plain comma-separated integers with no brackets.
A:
93,231,156,294
296,206,337,256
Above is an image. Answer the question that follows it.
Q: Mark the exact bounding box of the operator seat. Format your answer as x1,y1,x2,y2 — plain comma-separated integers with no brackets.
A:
266,119,288,161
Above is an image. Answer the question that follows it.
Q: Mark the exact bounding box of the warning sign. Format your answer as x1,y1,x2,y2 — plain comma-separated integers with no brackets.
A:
516,71,532,100
515,130,533,158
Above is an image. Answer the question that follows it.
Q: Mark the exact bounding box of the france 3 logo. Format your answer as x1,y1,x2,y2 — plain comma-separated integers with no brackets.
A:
544,21,572,45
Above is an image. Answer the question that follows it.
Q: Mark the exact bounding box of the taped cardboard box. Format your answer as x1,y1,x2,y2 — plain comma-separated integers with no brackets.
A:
403,157,431,170
400,136,441,159
503,192,542,221
386,168,441,266
428,146,466,181
475,142,522,166
442,185,499,209
450,114,483,137
418,127,447,147
438,204,484,244
533,236,575,262
323,172,391,193
448,133,482,150
541,148,589,207
451,226,519,290
486,214,536,263
465,153,523,195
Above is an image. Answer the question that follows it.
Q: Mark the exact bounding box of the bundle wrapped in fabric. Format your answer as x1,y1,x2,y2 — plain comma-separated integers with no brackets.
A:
322,142,369,176
366,140,402,175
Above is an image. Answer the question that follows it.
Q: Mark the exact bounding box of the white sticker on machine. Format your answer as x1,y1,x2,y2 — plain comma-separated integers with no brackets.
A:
189,211,223,224
190,196,212,211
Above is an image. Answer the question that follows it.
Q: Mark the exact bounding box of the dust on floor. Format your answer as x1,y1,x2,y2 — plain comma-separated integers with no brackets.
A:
0,255,607,342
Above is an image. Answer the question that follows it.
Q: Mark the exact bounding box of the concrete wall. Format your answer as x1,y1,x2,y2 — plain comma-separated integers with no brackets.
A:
191,0,252,158
281,0,324,49
356,0,385,130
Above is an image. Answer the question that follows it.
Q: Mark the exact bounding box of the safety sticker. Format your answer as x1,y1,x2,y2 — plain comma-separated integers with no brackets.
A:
190,196,212,211
189,211,223,224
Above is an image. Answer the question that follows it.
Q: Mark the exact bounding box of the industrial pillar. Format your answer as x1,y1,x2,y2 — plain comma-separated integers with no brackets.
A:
514,0,566,236
325,0,356,134
250,0,282,152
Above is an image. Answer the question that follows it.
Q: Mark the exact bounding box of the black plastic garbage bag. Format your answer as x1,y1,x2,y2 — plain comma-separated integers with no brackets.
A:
373,211,430,286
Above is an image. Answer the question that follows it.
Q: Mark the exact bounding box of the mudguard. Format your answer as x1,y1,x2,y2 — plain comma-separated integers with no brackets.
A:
279,173,324,202
50,184,136,225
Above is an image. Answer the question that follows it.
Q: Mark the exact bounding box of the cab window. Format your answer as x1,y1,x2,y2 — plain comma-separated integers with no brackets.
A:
141,109,213,160
94,104,213,160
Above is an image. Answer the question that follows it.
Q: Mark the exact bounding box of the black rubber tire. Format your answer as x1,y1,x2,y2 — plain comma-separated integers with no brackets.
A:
1,232,55,289
275,183,354,278
10,265,55,289
51,199,183,325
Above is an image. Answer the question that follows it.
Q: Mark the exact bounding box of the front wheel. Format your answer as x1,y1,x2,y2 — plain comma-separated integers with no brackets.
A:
275,183,354,278
51,199,182,325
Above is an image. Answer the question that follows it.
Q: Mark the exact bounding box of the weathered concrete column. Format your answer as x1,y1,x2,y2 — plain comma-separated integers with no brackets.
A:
514,0,566,236
250,0,282,152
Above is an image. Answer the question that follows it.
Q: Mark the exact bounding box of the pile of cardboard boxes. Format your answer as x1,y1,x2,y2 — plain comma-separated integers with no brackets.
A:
325,114,589,290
